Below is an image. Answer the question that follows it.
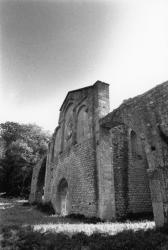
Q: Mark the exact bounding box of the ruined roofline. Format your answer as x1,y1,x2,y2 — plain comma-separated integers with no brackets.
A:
101,80,168,127
116,80,168,108
59,80,109,111
116,80,168,109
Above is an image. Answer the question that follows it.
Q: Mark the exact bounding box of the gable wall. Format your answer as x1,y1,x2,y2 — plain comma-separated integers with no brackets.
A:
44,82,110,217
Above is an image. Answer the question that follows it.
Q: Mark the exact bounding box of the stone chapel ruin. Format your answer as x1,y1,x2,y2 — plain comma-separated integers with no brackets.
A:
29,80,168,227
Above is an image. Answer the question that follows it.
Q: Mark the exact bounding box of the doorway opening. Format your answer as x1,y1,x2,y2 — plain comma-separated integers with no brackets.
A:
57,178,69,216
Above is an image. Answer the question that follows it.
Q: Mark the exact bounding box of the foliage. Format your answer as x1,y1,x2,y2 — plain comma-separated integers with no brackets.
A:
34,202,55,215
0,122,51,197
1,224,168,250
65,213,104,224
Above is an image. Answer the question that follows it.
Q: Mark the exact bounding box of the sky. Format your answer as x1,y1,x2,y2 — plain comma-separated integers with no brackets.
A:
0,0,168,133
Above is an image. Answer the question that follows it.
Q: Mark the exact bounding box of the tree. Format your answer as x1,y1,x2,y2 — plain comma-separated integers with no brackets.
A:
0,122,51,197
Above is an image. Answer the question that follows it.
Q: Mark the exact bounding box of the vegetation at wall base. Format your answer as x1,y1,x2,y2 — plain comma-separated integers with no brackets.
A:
1,224,168,250
65,213,104,224
33,203,105,222
117,212,154,222
34,201,55,215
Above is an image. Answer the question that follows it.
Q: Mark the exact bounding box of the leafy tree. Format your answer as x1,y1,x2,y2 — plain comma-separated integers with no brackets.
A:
0,122,51,197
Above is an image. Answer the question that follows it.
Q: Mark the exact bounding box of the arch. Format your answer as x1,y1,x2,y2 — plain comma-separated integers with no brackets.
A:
128,130,152,215
76,105,90,143
57,178,69,216
36,157,47,202
130,130,139,158
47,138,55,164
64,103,74,149
64,101,73,115
54,127,61,157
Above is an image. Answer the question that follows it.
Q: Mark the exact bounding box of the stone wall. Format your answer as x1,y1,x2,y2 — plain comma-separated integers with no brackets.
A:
43,81,112,218
101,81,168,226
51,139,97,217
30,80,168,226
128,129,152,214
111,125,129,218
94,82,115,220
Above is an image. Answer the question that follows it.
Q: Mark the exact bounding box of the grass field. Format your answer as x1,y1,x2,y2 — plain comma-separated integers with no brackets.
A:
1,197,168,249
0,197,155,235
34,220,155,236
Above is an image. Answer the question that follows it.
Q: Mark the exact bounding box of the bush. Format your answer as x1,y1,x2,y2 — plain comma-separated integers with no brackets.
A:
66,213,104,224
1,224,168,250
1,226,71,250
125,212,154,221
34,201,55,215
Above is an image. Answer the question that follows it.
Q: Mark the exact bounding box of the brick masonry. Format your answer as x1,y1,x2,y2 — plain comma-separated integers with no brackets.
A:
30,80,168,226
101,81,168,226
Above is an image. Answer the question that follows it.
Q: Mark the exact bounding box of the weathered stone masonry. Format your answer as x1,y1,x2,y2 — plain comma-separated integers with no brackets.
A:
30,81,113,218
101,81,168,226
30,80,168,227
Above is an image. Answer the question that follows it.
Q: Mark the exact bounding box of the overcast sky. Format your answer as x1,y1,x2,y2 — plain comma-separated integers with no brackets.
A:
1,0,168,132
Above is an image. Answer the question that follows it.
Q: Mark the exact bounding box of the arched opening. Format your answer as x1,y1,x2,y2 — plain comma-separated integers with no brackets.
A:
128,130,153,218
64,104,73,149
131,130,138,158
57,178,69,216
54,127,61,157
76,105,91,143
36,157,47,203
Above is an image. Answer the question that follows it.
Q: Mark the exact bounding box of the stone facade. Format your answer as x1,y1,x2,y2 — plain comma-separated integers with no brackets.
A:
30,80,168,227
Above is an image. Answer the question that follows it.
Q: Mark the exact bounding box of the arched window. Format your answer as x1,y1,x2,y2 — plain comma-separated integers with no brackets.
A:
130,130,137,157
130,130,143,159
64,104,73,149
129,131,152,214
76,105,90,143
54,127,61,157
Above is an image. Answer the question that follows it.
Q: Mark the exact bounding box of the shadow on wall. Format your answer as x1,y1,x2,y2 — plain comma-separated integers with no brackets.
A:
56,178,70,216
36,157,47,203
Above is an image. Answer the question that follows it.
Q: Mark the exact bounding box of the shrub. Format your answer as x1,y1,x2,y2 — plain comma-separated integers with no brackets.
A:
2,223,168,250
125,212,154,221
66,213,104,224
34,201,55,215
